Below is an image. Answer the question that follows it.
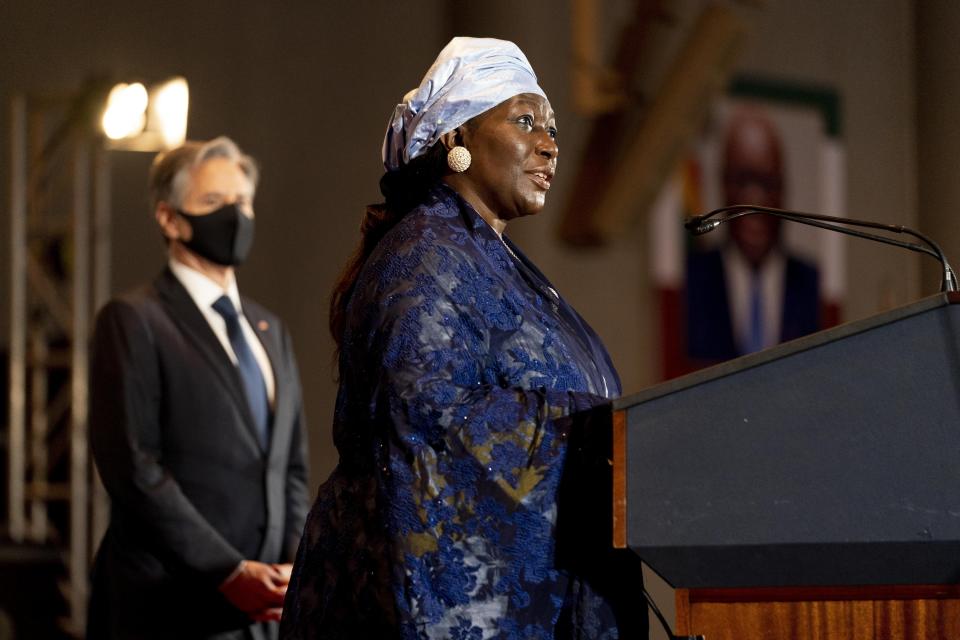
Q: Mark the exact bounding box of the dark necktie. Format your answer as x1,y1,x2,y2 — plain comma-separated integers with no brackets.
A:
746,270,764,354
212,295,270,448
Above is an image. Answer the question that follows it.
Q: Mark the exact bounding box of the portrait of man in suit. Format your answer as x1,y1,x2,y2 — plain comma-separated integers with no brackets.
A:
685,107,822,363
87,136,309,640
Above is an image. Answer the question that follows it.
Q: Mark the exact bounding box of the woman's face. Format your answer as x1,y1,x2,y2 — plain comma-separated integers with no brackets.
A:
456,93,558,223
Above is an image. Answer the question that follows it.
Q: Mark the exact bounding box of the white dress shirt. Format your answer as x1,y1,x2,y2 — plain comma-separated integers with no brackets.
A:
168,259,276,406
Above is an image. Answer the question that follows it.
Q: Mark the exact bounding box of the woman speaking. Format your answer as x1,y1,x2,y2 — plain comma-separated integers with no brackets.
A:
281,37,645,639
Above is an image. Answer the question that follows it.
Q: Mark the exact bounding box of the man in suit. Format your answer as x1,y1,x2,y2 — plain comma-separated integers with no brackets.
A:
87,136,309,639
685,108,820,363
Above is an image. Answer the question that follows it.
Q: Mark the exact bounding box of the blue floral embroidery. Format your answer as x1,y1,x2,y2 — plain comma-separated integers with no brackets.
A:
451,616,484,640
280,185,631,640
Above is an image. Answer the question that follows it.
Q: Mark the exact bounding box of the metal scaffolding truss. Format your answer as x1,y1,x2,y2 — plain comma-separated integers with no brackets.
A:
8,86,112,637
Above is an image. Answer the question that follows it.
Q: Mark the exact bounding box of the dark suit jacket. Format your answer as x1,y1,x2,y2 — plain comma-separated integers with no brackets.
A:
87,268,309,640
685,248,820,363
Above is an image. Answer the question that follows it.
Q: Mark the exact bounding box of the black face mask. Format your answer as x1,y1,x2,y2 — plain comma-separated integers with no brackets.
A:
176,203,255,266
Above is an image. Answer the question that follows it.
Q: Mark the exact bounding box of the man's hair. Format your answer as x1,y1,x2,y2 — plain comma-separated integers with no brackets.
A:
148,136,259,210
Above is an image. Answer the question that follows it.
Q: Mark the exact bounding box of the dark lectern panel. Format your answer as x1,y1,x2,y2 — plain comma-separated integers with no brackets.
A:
623,296,960,587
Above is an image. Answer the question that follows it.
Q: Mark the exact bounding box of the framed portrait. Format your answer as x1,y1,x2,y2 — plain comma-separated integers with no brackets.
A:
650,76,844,380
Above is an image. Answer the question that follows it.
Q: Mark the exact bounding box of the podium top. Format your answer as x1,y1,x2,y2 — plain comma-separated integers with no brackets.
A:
616,292,960,411
615,292,960,588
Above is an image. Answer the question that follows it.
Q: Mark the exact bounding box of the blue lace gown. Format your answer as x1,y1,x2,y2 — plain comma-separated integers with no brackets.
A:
281,185,641,639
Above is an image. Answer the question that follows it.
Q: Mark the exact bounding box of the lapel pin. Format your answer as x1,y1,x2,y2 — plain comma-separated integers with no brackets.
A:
258,320,269,331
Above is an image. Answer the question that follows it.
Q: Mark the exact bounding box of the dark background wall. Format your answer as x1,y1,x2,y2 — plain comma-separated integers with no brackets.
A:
0,0,934,481
3,3,956,636
1,0,452,482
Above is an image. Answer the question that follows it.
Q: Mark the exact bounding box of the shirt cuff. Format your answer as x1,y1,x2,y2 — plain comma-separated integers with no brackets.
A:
219,559,246,588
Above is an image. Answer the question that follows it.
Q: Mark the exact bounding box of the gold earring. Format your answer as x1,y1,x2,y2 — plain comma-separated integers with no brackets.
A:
447,146,472,172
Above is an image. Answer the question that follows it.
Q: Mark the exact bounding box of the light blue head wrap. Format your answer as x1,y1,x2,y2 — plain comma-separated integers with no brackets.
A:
382,37,547,172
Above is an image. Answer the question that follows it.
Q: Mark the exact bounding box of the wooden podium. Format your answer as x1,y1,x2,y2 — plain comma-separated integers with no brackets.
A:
673,584,960,639
608,293,960,639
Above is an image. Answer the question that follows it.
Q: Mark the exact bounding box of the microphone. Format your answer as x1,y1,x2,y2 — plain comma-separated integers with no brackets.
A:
685,205,959,293
689,219,720,236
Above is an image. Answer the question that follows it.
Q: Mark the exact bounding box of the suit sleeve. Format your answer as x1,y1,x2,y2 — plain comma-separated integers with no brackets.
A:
89,299,244,585
281,328,310,562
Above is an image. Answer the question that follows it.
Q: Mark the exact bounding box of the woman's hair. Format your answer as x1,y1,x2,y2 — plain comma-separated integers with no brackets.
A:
329,142,449,355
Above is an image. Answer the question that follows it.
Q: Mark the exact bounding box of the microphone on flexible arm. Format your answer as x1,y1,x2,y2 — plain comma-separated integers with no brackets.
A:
684,204,960,293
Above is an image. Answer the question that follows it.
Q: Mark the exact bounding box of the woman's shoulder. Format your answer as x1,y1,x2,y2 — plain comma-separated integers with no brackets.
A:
401,185,471,230
346,194,484,334
373,190,480,266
